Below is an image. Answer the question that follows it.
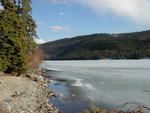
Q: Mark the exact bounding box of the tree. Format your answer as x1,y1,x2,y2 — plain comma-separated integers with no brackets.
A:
0,0,38,74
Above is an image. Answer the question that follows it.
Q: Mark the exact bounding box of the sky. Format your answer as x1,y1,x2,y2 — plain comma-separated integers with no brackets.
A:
32,0,150,43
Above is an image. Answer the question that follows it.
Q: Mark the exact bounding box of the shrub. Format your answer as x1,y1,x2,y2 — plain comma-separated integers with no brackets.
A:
28,48,45,69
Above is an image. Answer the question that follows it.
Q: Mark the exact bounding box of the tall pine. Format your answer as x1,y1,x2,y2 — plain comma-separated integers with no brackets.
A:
0,0,37,74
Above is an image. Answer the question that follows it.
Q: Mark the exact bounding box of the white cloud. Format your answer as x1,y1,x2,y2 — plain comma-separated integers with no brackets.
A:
49,0,150,25
138,25,150,30
34,38,46,44
59,11,64,16
51,25,70,32
77,0,150,25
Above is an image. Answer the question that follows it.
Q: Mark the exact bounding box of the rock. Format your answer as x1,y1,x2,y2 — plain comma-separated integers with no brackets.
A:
26,74,37,81
49,93,57,98
14,91,20,95
26,74,44,83
47,79,52,83
36,76,44,83
0,101,12,113
43,83,48,88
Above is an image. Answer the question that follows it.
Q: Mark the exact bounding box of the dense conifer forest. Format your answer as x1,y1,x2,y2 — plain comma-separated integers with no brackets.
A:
41,30,150,60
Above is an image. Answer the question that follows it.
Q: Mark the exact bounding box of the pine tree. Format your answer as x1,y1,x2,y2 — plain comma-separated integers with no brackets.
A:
0,0,37,74
19,0,37,52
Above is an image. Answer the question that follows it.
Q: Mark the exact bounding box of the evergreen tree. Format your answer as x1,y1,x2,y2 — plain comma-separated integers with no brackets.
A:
0,0,37,74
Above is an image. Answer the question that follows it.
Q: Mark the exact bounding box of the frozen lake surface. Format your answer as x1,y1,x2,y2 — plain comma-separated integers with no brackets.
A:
41,60,150,110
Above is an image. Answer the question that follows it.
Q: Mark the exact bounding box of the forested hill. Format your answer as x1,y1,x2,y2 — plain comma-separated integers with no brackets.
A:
40,30,150,60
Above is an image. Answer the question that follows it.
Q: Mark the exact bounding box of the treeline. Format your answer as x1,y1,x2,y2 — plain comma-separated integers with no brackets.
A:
40,30,150,60
0,0,39,74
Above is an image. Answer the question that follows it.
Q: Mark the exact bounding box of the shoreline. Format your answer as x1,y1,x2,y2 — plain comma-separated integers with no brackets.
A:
0,68,58,113
44,71,91,113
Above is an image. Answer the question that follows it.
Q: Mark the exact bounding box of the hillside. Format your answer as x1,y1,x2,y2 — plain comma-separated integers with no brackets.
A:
40,30,150,60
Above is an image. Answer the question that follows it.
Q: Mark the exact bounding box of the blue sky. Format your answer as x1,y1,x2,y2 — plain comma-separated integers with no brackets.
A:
32,0,150,43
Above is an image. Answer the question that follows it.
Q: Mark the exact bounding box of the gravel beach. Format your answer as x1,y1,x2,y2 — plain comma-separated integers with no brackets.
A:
0,69,58,113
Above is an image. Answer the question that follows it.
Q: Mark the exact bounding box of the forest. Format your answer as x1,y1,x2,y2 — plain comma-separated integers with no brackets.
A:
41,30,150,60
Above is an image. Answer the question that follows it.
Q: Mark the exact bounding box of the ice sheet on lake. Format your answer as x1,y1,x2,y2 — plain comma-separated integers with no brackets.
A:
40,60,150,109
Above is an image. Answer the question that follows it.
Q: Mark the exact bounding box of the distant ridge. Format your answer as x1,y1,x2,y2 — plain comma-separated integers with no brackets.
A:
40,30,150,60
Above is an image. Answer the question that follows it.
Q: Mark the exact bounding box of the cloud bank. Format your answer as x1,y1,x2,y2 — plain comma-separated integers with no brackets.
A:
78,0,150,24
49,0,150,24
51,25,70,32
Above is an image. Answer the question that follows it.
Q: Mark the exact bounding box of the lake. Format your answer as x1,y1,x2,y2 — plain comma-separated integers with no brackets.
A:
40,60,150,112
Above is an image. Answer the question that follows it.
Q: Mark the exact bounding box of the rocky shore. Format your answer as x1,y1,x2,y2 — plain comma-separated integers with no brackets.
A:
0,68,58,113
